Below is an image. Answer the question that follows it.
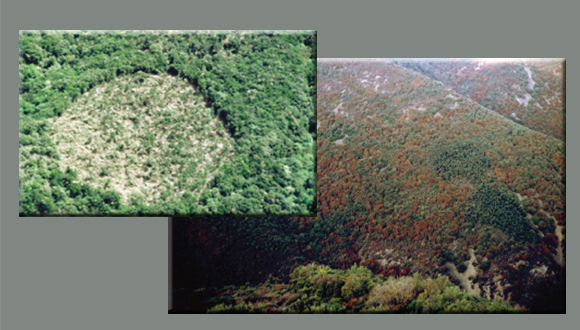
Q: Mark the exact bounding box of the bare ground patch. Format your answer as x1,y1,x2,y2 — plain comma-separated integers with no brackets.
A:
446,248,480,297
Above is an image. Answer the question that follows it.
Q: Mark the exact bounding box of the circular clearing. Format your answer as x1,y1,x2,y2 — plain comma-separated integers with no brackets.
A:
49,72,234,205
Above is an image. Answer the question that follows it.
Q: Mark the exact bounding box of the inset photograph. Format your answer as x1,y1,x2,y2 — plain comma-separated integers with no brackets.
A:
19,30,316,216
170,59,565,314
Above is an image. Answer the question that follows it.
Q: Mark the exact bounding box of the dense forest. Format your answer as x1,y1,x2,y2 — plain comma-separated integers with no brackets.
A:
172,59,565,313
19,30,316,216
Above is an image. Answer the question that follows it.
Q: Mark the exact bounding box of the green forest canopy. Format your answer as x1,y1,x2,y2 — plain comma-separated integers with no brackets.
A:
19,30,317,216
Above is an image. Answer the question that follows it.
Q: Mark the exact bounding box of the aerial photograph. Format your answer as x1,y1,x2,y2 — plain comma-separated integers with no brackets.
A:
171,58,565,313
19,30,317,217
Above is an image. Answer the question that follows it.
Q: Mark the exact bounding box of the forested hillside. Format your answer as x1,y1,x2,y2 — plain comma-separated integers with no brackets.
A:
19,30,316,216
315,59,565,311
172,59,565,313
392,59,565,140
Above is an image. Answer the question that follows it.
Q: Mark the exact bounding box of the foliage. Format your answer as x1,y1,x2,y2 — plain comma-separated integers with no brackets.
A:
289,263,345,299
430,139,491,183
468,184,538,242
410,286,517,313
200,264,518,313
172,59,564,313
394,59,565,141
207,302,265,314
19,30,316,216
366,276,417,312
312,59,564,311
340,264,375,300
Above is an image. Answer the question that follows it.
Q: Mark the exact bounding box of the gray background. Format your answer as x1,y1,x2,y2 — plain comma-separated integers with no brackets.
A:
1,0,576,328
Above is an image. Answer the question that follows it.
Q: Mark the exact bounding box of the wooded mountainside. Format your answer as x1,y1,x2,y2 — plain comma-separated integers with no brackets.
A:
172,59,565,313
393,59,564,140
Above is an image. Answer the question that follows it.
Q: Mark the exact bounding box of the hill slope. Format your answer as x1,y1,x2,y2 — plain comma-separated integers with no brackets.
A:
392,58,565,140
315,59,565,311
172,59,565,313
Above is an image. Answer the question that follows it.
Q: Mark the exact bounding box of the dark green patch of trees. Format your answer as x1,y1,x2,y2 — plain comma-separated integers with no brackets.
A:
431,140,491,183
467,185,538,242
